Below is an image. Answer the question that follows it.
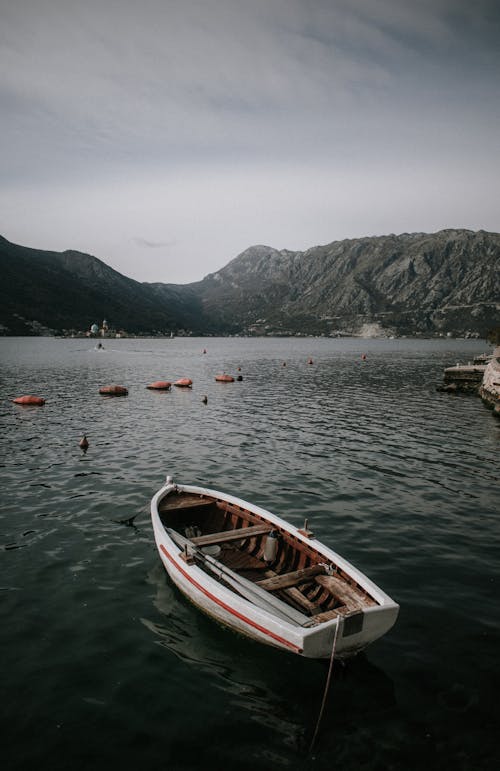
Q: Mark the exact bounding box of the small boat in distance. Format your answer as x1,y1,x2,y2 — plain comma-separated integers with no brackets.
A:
151,478,399,659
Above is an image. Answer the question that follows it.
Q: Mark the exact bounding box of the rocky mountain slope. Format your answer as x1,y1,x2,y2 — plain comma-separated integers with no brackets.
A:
192,229,500,336
1,229,498,336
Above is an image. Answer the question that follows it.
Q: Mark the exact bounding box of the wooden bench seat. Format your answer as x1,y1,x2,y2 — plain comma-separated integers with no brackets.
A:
191,523,273,547
159,494,213,512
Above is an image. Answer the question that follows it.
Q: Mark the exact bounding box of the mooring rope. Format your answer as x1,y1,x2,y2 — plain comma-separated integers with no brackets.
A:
309,615,342,754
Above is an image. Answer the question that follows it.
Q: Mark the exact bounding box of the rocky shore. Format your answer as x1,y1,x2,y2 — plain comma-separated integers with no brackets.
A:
438,347,500,418
479,347,500,417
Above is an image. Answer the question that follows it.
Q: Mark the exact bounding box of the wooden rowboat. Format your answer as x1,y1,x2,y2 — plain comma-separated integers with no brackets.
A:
151,478,399,659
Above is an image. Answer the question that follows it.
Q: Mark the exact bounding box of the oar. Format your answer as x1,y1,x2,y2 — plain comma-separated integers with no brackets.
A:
166,528,309,626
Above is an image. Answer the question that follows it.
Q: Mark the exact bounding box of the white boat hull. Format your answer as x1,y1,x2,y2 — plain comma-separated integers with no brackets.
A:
151,480,399,659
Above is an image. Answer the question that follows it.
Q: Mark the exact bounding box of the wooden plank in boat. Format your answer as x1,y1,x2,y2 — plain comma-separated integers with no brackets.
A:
191,523,273,547
257,567,324,615
159,494,213,511
256,564,327,591
218,549,268,572
190,530,324,617
310,608,341,624
217,548,323,616
314,574,375,610
281,586,323,615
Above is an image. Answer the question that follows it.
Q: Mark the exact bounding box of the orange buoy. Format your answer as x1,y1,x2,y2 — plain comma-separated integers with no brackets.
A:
99,385,128,396
215,374,235,382
146,381,171,390
173,378,193,388
13,395,45,406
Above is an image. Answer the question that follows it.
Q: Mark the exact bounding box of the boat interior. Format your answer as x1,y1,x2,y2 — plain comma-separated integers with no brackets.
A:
158,490,377,625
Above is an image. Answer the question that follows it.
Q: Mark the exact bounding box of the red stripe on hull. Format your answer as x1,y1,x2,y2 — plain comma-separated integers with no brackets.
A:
159,543,302,654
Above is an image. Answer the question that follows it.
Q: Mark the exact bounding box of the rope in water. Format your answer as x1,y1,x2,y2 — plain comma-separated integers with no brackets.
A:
309,616,342,754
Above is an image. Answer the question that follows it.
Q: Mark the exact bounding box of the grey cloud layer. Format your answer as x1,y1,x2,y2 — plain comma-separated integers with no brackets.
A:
0,1,499,282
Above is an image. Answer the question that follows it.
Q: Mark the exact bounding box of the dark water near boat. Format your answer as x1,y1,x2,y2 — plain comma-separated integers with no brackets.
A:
1,336,499,771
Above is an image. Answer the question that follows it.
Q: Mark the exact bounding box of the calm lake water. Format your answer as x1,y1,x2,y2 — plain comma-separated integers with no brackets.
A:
1,336,499,771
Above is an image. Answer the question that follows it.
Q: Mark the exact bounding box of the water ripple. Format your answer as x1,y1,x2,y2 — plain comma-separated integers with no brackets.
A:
0,336,499,771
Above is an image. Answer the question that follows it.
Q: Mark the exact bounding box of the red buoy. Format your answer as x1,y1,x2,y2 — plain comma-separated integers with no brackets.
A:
173,378,193,388
13,395,45,406
215,374,235,382
146,381,171,390
99,385,128,396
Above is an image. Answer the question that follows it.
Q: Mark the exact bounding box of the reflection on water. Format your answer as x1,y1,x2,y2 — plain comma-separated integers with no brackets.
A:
143,563,307,756
143,562,398,765
0,336,499,770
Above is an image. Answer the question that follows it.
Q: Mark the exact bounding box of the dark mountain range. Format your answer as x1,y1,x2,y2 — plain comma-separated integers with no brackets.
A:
1,229,499,337
0,236,204,335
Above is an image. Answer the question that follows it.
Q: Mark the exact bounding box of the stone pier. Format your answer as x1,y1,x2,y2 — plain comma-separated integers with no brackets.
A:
438,363,486,393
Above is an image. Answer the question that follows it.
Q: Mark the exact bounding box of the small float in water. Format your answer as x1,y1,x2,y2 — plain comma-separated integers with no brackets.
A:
151,478,399,659
173,378,193,388
215,374,235,382
12,395,45,406
99,384,128,397
147,381,172,391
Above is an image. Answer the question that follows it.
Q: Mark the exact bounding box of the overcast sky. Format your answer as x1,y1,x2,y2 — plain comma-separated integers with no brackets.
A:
1,0,499,284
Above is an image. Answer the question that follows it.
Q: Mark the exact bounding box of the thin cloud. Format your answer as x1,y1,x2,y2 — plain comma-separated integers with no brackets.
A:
132,237,176,250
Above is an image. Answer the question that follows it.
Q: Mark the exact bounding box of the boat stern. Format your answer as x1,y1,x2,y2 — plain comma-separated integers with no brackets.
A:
301,602,400,659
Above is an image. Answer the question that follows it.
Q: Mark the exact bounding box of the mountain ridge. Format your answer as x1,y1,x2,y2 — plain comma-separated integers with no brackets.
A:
1,229,499,337
190,228,499,337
